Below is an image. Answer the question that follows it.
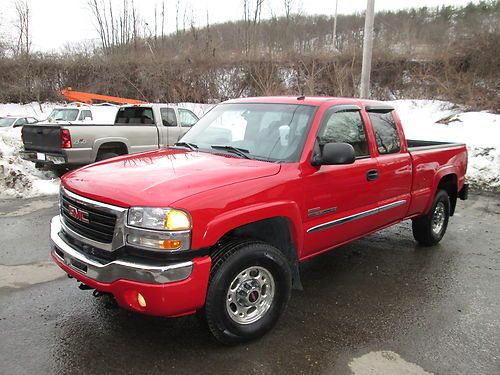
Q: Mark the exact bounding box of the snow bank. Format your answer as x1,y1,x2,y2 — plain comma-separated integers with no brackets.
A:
390,100,500,192
0,127,59,198
0,103,60,198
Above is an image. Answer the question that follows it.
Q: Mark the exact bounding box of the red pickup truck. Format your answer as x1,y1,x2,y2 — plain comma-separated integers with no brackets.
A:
50,96,468,344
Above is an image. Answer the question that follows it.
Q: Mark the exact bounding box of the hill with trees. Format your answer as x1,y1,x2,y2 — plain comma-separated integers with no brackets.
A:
0,0,498,111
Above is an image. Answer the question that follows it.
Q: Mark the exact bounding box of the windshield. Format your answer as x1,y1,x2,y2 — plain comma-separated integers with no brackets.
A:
48,109,79,122
0,118,16,127
179,103,316,162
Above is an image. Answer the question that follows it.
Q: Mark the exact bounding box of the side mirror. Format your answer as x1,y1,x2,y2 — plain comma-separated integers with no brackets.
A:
311,142,356,166
84,117,92,121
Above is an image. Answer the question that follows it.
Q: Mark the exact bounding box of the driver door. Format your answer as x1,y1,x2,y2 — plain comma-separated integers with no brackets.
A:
301,106,380,258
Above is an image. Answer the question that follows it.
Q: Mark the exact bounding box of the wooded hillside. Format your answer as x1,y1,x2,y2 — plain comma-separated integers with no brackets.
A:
0,1,498,111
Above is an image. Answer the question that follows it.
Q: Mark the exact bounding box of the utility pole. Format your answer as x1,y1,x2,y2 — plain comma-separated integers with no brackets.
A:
360,0,375,98
332,0,339,50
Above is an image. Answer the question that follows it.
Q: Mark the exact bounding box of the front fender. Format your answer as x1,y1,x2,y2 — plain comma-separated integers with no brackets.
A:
198,200,304,255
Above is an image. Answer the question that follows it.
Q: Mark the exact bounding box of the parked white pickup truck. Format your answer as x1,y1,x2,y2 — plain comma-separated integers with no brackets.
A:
45,103,118,124
21,103,199,171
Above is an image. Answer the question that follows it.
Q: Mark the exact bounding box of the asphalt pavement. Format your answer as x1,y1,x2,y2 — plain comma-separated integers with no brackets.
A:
0,193,498,375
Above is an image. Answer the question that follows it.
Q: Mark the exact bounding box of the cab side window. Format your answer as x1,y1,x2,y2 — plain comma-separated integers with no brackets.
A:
116,107,154,125
79,110,93,121
179,109,198,127
318,110,370,157
14,118,27,126
161,108,177,127
369,112,400,154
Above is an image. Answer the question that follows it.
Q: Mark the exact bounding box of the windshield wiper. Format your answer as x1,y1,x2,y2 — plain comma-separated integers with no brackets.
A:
211,145,252,159
173,142,198,151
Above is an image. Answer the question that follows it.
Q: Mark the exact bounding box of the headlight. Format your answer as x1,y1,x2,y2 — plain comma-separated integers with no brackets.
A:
128,207,192,231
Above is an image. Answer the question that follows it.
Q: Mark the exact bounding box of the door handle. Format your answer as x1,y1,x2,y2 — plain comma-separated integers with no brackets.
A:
366,169,379,181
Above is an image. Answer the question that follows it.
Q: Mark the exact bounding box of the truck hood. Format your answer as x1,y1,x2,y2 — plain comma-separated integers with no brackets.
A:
62,149,281,207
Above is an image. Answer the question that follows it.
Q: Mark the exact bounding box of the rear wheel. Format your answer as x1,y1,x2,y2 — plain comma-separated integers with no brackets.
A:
96,151,120,162
412,189,450,246
204,240,292,345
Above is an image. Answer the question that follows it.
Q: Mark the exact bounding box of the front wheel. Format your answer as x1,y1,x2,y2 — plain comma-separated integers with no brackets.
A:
412,189,450,246
204,240,292,345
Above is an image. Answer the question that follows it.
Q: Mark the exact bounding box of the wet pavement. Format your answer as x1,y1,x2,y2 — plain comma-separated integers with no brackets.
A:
0,193,498,375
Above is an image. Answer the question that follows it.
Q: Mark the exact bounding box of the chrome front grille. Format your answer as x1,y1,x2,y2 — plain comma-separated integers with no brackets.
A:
61,194,117,243
59,189,127,251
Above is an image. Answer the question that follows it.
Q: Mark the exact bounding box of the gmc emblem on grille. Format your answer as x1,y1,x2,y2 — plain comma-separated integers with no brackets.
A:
67,204,90,224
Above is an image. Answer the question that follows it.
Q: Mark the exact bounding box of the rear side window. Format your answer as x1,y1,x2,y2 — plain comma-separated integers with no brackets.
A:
318,110,370,157
82,110,92,120
115,107,154,125
369,112,400,154
161,108,177,127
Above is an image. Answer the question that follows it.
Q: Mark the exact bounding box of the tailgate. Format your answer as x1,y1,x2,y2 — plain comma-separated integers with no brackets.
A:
22,125,61,152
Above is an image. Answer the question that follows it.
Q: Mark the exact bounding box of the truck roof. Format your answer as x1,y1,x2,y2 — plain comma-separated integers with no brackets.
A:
120,103,176,108
224,96,388,107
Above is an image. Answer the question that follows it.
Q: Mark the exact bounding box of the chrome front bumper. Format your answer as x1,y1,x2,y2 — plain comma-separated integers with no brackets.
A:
50,216,193,284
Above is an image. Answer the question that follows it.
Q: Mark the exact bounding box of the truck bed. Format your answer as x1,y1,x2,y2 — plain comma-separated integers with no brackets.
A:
407,139,465,151
406,140,468,217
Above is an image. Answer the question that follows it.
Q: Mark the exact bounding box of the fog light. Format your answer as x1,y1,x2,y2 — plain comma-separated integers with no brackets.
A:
137,293,147,308
127,234,182,250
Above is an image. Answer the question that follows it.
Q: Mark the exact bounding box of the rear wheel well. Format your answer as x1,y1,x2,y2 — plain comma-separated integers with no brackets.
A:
215,217,302,289
96,142,128,159
437,174,458,216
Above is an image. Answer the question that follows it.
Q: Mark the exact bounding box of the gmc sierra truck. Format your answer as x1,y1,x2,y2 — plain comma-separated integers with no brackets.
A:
20,103,199,170
50,96,468,344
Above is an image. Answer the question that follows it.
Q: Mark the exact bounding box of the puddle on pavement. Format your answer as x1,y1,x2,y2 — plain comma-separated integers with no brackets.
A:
348,351,433,375
0,199,56,217
0,261,65,289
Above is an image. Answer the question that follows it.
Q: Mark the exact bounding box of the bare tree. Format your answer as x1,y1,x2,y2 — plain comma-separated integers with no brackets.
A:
242,0,265,54
0,10,7,56
88,0,141,52
176,0,181,36
161,1,166,38
283,0,295,20
14,0,31,55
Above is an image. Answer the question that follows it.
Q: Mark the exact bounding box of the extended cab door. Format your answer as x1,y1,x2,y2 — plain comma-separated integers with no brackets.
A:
364,105,412,225
301,105,381,258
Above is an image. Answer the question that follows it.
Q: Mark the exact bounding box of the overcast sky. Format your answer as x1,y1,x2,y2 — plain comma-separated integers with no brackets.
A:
1,0,480,52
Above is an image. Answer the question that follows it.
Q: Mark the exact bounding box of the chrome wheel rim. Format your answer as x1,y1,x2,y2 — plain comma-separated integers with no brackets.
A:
226,266,275,325
432,202,446,235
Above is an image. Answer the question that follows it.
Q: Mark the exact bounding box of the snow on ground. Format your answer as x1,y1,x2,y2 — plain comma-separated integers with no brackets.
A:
0,127,59,198
0,100,498,199
390,100,500,192
0,102,54,119
0,103,59,198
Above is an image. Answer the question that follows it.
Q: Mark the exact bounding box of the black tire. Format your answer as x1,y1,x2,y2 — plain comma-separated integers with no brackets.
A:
412,189,450,246
96,151,120,162
53,167,69,178
204,240,292,345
